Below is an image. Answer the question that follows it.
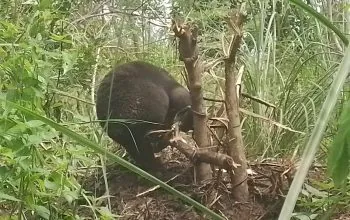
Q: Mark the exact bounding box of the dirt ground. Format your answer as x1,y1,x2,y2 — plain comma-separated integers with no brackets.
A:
83,146,297,220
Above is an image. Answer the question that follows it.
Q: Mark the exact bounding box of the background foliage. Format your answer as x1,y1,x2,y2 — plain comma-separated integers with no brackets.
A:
0,0,349,219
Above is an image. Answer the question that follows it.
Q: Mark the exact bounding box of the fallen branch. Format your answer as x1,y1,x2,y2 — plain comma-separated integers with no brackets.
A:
146,125,239,171
169,136,240,171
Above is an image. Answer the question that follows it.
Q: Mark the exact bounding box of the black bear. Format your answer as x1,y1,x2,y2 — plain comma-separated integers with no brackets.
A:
96,61,193,169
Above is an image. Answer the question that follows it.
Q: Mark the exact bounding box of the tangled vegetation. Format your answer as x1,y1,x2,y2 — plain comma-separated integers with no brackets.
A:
0,0,349,219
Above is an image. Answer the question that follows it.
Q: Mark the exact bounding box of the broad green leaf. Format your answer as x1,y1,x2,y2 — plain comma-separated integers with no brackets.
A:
25,120,45,128
304,183,327,198
327,101,350,186
0,192,21,202
62,190,79,204
44,179,58,190
33,205,50,219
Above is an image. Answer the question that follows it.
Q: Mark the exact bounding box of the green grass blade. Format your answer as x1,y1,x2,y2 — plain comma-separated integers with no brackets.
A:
289,0,349,45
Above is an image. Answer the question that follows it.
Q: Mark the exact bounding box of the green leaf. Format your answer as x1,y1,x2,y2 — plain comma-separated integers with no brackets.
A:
62,50,78,75
22,0,39,5
304,183,327,198
33,205,50,219
97,206,121,219
25,120,45,128
0,192,21,202
44,179,58,190
50,34,72,44
62,190,79,204
27,134,45,145
327,101,350,187
5,122,27,138
347,128,350,159
329,147,349,187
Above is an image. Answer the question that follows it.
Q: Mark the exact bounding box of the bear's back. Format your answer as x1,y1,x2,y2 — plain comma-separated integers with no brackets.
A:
95,61,192,169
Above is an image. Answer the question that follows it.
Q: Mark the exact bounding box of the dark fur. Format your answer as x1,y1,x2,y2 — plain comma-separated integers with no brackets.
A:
96,61,193,169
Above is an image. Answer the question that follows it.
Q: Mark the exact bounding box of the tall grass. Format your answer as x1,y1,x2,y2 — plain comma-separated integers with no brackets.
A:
1,0,349,219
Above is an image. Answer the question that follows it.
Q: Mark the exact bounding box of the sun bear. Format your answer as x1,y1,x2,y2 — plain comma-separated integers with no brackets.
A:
96,61,193,170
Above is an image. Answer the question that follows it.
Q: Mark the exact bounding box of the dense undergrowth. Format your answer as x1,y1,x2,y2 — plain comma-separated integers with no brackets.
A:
0,0,349,219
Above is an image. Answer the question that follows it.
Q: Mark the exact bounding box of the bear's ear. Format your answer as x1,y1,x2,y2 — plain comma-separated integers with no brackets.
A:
173,105,193,132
